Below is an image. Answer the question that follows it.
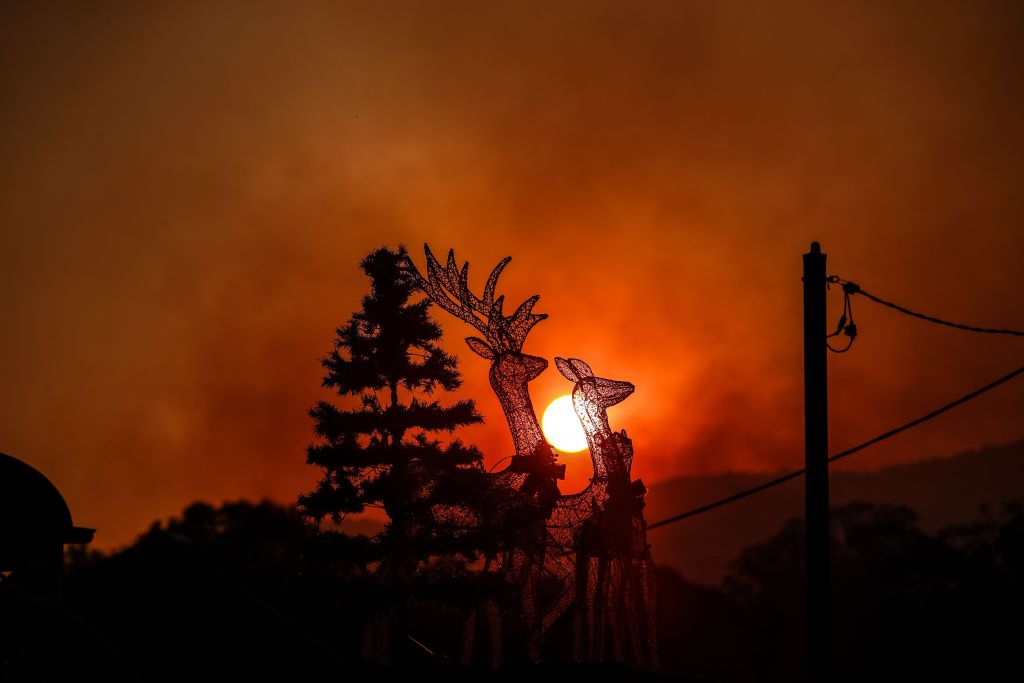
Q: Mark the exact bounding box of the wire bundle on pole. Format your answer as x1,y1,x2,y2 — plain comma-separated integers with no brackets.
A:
826,279,859,353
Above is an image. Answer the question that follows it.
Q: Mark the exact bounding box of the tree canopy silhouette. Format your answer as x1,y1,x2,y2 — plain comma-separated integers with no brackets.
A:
298,245,488,575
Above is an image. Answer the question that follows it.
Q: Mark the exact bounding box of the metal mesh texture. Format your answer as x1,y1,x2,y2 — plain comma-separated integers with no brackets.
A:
408,246,656,667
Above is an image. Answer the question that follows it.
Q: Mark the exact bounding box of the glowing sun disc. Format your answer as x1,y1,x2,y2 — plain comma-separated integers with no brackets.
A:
542,395,588,453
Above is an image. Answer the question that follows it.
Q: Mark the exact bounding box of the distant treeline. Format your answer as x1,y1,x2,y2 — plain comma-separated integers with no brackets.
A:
63,498,1024,681
647,440,1024,584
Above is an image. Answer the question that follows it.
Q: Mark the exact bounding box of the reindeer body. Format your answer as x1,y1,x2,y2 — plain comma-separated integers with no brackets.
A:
407,247,656,668
408,246,565,665
554,357,658,669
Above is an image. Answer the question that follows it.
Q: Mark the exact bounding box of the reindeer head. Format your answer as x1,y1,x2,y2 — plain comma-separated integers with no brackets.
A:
466,336,548,385
406,244,549,381
556,357,634,481
554,357,634,408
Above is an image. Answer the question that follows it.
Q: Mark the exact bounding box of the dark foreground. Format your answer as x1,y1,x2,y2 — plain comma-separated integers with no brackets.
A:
3,498,1022,682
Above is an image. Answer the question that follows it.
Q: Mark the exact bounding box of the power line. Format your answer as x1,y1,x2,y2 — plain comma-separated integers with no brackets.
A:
647,362,1024,531
646,469,804,530
832,278,1024,337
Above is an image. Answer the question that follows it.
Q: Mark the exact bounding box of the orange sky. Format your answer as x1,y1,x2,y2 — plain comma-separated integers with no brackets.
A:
2,1,1022,550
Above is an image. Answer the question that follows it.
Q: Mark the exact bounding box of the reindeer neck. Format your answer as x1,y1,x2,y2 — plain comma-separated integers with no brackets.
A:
572,392,613,481
489,369,543,457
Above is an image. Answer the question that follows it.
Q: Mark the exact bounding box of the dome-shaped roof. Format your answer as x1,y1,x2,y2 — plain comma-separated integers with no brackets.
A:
0,452,93,544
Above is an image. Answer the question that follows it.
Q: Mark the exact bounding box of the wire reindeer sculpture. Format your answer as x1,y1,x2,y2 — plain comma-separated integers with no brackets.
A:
406,245,656,668
406,245,565,665
554,357,658,668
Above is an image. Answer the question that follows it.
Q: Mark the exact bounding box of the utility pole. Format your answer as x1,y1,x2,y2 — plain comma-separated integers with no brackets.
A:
803,241,830,682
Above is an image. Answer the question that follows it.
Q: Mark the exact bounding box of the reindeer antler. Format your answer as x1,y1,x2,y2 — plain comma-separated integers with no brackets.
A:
407,244,547,353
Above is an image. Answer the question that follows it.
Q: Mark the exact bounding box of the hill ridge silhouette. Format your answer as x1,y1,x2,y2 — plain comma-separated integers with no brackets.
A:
646,439,1024,584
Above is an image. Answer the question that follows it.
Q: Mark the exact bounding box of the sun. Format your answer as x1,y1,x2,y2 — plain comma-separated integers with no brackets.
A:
542,395,588,453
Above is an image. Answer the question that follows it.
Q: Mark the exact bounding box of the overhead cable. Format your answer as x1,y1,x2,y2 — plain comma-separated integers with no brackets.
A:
831,277,1024,337
647,362,1024,531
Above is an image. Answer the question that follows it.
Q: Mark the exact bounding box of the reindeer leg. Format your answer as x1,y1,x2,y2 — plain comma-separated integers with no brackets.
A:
542,553,576,633
593,557,609,661
608,559,622,662
361,615,374,662
462,607,477,666
573,551,590,662
484,598,502,669
377,608,390,663
510,550,538,663
474,555,502,668
624,558,645,669
523,559,540,662
583,555,600,661
536,545,552,661
641,554,659,670
586,556,600,661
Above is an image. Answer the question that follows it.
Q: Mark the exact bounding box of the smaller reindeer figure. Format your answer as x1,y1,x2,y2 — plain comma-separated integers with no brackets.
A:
555,357,658,669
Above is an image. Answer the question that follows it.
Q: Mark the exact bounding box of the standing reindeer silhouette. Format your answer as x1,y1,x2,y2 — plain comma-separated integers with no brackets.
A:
555,357,658,668
408,246,657,667
406,245,564,664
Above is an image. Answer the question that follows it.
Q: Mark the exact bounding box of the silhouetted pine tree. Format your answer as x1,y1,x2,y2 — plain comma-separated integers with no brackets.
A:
298,247,487,658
